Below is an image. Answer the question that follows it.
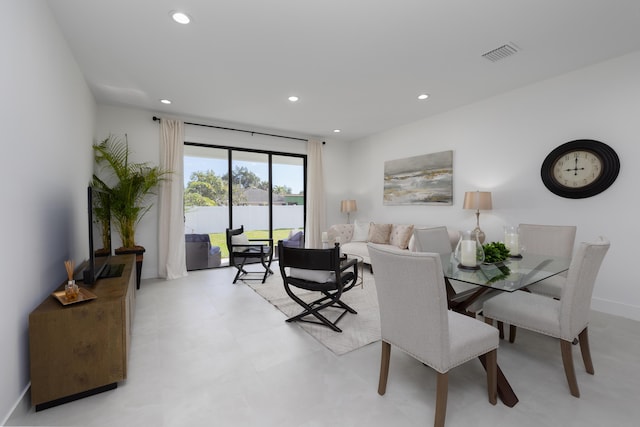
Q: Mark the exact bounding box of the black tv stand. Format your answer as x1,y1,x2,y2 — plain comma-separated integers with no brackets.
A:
100,263,125,279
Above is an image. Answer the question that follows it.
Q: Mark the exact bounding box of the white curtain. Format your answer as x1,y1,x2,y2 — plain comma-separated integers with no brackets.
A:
158,118,188,279
305,139,326,249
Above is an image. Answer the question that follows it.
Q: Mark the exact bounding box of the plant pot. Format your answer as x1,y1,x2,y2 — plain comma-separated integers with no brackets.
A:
115,246,145,289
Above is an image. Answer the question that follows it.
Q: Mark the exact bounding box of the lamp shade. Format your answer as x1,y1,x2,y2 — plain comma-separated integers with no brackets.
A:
463,191,492,211
340,199,357,213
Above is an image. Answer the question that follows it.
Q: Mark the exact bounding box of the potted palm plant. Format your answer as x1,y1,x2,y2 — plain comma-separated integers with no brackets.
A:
92,134,171,288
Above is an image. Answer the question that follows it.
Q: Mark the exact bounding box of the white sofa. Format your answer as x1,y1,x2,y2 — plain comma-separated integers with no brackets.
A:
327,222,459,265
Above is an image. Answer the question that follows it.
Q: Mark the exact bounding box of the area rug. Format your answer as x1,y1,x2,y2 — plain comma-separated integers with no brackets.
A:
245,264,381,355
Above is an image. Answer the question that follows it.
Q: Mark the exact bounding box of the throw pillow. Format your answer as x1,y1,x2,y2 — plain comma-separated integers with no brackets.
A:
231,233,251,246
367,223,392,244
352,220,371,242
389,224,414,249
289,268,336,283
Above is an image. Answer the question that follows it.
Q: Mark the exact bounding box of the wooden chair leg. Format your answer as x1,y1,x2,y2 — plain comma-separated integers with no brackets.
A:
484,316,493,326
378,341,391,395
578,328,595,374
485,349,498,405
435,372,449,427
497,321,505,339
560,339,580,397
509,325,517,343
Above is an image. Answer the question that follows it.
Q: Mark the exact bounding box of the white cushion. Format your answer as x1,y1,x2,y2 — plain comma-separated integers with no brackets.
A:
289,268,335,283
231,233,251,245
352,220,371,242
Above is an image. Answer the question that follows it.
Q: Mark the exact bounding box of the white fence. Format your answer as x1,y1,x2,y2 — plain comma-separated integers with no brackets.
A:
184,205,304,234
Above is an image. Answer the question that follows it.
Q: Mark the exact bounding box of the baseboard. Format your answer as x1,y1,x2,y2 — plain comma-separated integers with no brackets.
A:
2,383,30,426
592,297,640,322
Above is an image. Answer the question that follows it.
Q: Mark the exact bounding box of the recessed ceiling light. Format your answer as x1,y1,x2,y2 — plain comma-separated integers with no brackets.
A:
170,11,191,24
160,99,172,104
333,129,341,133
288,96,299,102
418,93,429,100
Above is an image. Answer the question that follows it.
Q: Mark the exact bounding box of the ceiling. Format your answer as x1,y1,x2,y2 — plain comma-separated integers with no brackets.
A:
46,0,640,142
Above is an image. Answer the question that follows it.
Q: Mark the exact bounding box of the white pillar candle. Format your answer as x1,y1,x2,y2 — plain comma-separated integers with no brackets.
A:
505,233,519,255
460,240,477,267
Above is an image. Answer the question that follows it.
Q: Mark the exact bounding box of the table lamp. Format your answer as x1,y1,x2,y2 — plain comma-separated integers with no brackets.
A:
340,199,357,224
463,191,492,243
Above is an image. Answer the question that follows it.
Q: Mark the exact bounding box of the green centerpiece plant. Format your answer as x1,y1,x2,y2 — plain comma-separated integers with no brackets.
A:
482,241,511,263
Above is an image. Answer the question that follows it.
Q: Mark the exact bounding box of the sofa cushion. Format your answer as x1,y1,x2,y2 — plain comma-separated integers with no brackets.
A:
390,224,414,249
368,223,392,244
352,220,371,242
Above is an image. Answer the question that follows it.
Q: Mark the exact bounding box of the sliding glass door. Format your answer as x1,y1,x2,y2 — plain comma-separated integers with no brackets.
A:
183,144,306,263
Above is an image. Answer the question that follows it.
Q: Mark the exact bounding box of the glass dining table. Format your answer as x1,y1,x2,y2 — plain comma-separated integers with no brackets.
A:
440,253,571,314
439,252,571,408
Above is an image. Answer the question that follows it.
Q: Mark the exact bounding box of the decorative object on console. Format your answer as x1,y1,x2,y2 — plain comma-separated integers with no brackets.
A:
454,230,485,269
340,199,357,224
463,190,492,243
540,139,620,199
383,150,453,205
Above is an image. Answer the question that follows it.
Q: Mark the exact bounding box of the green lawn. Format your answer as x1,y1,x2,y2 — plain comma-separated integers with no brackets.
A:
209,228,294,258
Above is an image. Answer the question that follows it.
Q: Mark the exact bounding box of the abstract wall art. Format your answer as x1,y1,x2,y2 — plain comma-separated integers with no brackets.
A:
383,150,453,205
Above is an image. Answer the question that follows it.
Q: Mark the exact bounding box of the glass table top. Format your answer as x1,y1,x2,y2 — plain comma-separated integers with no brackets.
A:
440,253,571,292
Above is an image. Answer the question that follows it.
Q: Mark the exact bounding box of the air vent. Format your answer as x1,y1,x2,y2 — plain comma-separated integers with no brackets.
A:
482,43,519,62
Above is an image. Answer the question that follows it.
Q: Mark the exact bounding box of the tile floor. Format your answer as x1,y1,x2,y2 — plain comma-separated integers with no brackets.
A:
7,264,640,426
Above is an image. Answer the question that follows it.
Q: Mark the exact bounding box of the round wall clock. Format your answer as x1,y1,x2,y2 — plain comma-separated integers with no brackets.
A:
540,139,620,199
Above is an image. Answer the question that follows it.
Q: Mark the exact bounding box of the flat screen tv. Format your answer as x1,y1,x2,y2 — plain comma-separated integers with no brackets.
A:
82,186,113,284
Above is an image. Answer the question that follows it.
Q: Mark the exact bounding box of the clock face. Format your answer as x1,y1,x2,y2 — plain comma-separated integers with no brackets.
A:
541,140,620,199
551,150,603,188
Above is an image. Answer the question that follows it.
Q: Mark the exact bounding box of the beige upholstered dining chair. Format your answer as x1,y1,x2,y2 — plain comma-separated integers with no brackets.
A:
518,223,577,299
412,226,454,254
482,237,609,398
368,243,498,427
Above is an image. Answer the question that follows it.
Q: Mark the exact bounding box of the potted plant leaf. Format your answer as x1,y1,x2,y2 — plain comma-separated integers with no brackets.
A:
92,134,171,288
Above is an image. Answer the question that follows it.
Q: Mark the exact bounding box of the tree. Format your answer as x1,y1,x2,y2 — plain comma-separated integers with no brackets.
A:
184,170,228,206
184,169,252,206
273,185,292,195
223,166,267,190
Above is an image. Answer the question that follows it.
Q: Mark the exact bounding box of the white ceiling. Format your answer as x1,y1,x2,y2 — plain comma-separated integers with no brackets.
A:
47,0,640,142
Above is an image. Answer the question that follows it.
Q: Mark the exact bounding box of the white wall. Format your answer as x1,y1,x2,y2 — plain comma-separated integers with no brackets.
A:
1,0,96,423
347,51,640,321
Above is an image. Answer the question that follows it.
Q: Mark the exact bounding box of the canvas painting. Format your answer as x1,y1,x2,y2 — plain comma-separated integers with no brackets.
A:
383,150,453,205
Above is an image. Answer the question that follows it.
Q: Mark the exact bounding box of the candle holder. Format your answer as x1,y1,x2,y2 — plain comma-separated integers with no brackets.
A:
454,230,485,270
504,226,523,258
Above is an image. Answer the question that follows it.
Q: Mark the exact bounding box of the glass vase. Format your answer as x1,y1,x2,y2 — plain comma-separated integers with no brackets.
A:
503,226,522,258
454,230,485,269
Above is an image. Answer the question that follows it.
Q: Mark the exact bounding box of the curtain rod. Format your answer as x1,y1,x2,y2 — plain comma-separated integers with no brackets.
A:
152,116,324,143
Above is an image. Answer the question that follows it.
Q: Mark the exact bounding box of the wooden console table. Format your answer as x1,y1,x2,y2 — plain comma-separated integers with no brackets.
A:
29,254,136,410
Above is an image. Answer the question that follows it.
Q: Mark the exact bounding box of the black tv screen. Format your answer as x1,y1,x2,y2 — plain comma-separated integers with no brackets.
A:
82,186,111,284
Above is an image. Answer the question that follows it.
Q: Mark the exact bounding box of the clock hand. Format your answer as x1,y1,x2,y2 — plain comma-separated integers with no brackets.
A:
563,156,585,176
